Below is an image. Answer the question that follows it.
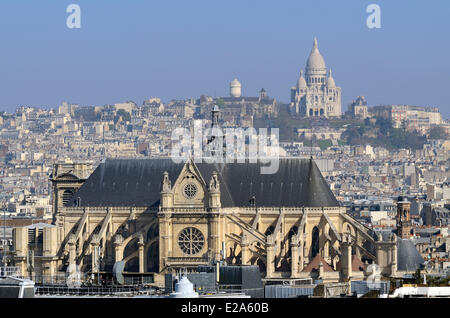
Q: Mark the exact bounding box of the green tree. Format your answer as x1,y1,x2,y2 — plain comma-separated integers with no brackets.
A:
376,116,391,135
215,98,225,108
428,126,448,140
114,109,131,123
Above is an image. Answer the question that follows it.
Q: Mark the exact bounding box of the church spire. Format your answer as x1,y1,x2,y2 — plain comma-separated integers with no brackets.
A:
211,105,220,128
206,105,225,159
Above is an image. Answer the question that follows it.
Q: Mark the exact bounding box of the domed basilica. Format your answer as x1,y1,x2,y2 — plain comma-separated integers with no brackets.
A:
290,38,342,117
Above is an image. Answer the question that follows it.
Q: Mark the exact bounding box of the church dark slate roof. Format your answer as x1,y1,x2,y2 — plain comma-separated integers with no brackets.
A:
397,239,424,271
67,158,339,208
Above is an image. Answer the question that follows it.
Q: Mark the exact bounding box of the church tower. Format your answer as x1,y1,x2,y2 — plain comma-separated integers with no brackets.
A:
205,105,225,159
211,104,220,128
396,196,412,239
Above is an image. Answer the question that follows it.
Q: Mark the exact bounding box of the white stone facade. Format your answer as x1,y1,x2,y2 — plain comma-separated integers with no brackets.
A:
290,38,341,118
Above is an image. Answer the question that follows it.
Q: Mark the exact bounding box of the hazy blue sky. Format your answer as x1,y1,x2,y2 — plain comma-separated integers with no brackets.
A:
0,1,449,117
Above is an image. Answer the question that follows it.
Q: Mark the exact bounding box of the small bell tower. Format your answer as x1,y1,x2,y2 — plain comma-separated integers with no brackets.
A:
396,196,411,239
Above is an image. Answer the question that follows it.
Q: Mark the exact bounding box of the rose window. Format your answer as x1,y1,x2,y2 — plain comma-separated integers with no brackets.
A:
183,183,198,199
178,227,204,255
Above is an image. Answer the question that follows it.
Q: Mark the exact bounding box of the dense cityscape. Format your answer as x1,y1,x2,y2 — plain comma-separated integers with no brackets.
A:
1,0,450,303
0,37,449,299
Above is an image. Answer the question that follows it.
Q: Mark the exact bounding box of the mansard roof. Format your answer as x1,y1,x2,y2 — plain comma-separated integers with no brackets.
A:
66,157,339,208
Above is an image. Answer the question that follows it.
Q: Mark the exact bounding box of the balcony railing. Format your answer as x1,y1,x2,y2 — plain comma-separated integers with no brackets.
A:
0,266,21,277
166,257,209,264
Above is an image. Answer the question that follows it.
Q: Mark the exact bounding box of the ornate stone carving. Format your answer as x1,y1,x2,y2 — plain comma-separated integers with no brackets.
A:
91,234,100,245
290,234,299,246
390,233,396,241
67,234,76,245
209,171,220,192
114,234,123,246
266,234,274,246
162,171,171,192
138,233,144,245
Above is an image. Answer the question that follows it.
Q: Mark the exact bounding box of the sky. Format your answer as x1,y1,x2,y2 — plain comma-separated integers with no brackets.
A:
0,0,449,117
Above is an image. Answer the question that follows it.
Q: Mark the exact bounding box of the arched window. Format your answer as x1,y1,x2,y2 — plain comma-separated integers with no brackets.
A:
146,242,159,272
287,226,299,257
311,227,320,258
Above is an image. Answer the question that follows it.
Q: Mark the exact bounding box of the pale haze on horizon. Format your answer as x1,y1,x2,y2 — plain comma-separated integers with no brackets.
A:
0,0,449,118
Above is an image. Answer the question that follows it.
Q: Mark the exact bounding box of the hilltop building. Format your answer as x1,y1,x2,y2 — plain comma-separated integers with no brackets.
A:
201,78,277,126
290,38,342,118
348,96,369,119
370,105,442,133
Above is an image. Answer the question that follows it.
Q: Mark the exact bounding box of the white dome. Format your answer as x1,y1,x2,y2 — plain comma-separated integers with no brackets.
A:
230,78,242,97
327,69,336,87
297,70,307,89
306,38,326,72
230,78,241,86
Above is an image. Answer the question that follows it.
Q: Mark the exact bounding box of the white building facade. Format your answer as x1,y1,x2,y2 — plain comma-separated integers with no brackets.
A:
290,38,341,118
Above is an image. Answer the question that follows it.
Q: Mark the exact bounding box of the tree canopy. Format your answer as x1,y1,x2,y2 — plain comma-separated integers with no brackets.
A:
428,126,448,140
115,109,131,123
